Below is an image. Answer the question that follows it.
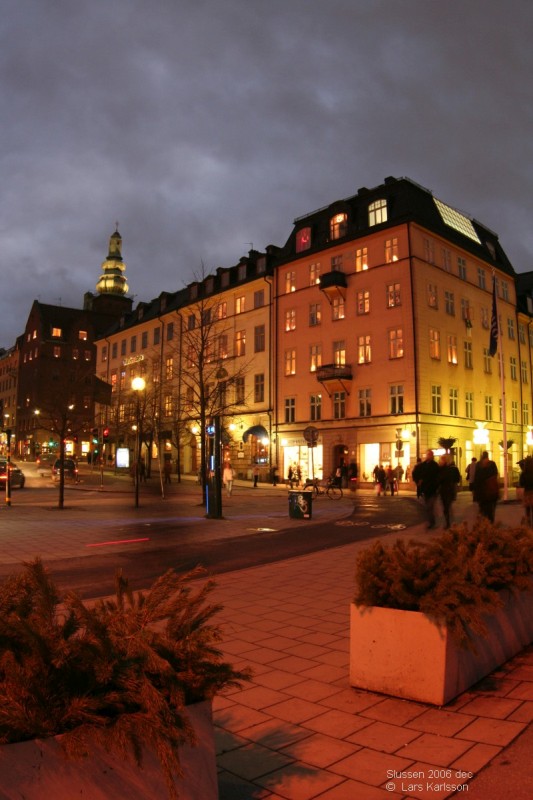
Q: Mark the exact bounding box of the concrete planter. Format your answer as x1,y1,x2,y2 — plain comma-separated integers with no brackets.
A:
350,588,533,705
0,701,217,800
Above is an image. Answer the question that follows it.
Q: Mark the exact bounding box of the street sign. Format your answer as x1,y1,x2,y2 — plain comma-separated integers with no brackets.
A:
303,426,319,445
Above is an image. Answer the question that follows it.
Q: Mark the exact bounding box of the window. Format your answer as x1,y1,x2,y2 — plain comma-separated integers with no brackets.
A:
385,238,399,263
141,331,148,349
465,391,474,419
359,388,372,417
510,356,517,380
485,395,493,421
481,307,489,329
295,227,311,253
502,281,509,301
52,327,62,338
235,377,245,404
386,283,401,307
310,344,322,372
427,283,438,309
285,349,296,375
523,403,529,426
357,290,370,315
120,339,126,356
165,356,173,380
461,299,471,325
507,318,515,339
333,391,346,419
389,328,404,359
221,272,229,288
358,335,371,364
235,330,246,356
424,238,435,264
285,309,296,331
254,289,264,308
187,314,196,331
445,291,455,316
429,328,440,359
519,323,526,344
483,348,492,374
477,267,486,290
431,385,441,414
333,340,346,366
442,248,452,272
285,397,295,423
285,271,296,293
309,303,321,326
447,335,458,365
458,257,467,280
464,340,473,369
72,348,79,360
331,254,343,271
390,384,404,414
368,198,387,226
332,296,345,320
111,342,118,359
79,330,88,341
238,263,246,281
356,247,368,272
167,322,174,341
310,393,322,421
217,301,227,319
130,335,137,353
330,213,347,240
309,262,321,285
512,400,519,424
235,296,245,314
164,394,173,417
254,324,265,352
218,334,228,359
84,349,91,361
254,373,265,403
522,360,528,384
449,388,458,416
53,346,61,358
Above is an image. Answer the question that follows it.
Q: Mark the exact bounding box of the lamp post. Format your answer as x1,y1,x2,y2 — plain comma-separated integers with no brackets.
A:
4,414,11,507
132,377,146,508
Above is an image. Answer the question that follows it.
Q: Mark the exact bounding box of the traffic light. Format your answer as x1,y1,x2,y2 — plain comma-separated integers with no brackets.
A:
103,427,110,443
92,428,98,444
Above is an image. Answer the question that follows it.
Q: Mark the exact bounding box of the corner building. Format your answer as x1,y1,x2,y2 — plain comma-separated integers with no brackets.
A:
273,176,527,483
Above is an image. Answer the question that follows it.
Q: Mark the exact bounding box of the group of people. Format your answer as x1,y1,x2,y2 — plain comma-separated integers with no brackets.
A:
372,463,405,496
413,449,500,529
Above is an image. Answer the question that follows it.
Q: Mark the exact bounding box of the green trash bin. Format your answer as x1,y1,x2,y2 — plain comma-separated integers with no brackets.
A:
288,490,313,519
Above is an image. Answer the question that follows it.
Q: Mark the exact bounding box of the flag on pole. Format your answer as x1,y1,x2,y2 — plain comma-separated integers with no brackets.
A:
489,274,498,357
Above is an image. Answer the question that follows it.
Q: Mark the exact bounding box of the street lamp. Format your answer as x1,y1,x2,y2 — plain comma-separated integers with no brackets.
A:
132,377,146,508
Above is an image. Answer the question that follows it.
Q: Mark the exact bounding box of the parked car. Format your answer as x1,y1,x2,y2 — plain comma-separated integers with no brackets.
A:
36,453,56,467
51,458,79,482
0,460,26,489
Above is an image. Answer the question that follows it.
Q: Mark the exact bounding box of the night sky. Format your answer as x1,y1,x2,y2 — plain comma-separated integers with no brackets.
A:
2,0,532,345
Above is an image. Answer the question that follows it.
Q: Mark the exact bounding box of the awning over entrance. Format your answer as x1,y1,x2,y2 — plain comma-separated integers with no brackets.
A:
242,425,268,443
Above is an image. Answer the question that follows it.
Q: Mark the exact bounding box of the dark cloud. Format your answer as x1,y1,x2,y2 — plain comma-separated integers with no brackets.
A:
1,0,533,344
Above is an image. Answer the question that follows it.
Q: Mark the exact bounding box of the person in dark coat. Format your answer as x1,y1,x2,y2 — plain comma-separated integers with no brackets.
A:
472,451,499,523
412,450,440,528
438,455,461,528
518,457,533,526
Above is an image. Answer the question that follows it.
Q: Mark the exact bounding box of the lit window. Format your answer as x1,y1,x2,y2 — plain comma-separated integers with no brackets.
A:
217,302,227,319
295,227,311,253
427,284,438,309
309,262,321,285
447,335,458,365
310,344,322,372
285,349,296,376
285,271,296,293
429,329,440,359
236,296,245,314
79,330,88,341
389,328,403,359
235,331,246,357
164,394,173,416
72,349,79,360
52,327,62,338
368,198,387,226
330,213,347,240
218,334,228,359
285,309,296,331
357,290,370,315
355,247,368,272
84,350,91,361
386,283,401,307
358,335,371,364
309,303,321,326
165,357,173,380
333,340,346,366
102,346,108,362
332,296,345,320
385,238,399,263
434,198,481,243
53,346,61,358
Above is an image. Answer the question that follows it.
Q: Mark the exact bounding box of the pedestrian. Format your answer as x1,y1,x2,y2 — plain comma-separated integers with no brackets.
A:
472,451,499,523
271,465,278,486
139,456,147,482
394,464,404,494
375,465,386,496
405,464,411,484
438,455,461,528
223,462,235,496
348,461,358,492
252,464,260,488
412,450,440,529
466,457,478,492
288,465,294,488
518,457,533,526
412,458,423,498
334,466,342,487
386,465,395,495
163,458,172,485
296,465,302,486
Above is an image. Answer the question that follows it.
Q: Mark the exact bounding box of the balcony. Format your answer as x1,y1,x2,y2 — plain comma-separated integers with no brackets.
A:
316,363,353,395
319,270,347,302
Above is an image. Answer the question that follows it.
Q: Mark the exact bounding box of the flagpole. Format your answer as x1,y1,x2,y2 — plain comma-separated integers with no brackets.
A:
491,271,508,500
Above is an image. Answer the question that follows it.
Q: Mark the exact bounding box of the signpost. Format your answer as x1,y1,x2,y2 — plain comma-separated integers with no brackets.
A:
303,426,319,480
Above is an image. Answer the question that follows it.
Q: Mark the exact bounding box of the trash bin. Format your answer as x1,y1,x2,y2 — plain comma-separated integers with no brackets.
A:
288,490,313,519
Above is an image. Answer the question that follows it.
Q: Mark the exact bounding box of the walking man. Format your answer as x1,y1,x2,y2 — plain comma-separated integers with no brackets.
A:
412,449,440,529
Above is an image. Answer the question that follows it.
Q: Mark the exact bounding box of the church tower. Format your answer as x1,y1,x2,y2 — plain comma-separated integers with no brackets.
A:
95,227,129,296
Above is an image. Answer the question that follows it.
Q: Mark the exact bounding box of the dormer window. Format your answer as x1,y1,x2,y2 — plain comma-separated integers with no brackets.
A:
79,330,88,341
330,213,347,240
296,227,311,253
205,277,214,294
238,263,246,281
368,198,387,226
51,327,62,338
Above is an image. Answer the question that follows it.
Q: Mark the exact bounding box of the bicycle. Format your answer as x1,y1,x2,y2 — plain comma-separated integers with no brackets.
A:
304,477,343,499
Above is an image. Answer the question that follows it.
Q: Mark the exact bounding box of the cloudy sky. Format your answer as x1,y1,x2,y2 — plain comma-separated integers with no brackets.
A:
1,0,532,345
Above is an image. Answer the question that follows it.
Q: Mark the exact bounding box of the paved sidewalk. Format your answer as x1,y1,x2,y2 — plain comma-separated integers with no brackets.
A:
210,499,533,800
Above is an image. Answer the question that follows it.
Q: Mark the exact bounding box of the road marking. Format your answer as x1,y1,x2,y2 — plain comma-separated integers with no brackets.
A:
86,537,150,547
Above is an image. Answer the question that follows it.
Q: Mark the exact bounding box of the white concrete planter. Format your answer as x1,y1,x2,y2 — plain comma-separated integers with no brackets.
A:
350,588,533,705
0,701,217,800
